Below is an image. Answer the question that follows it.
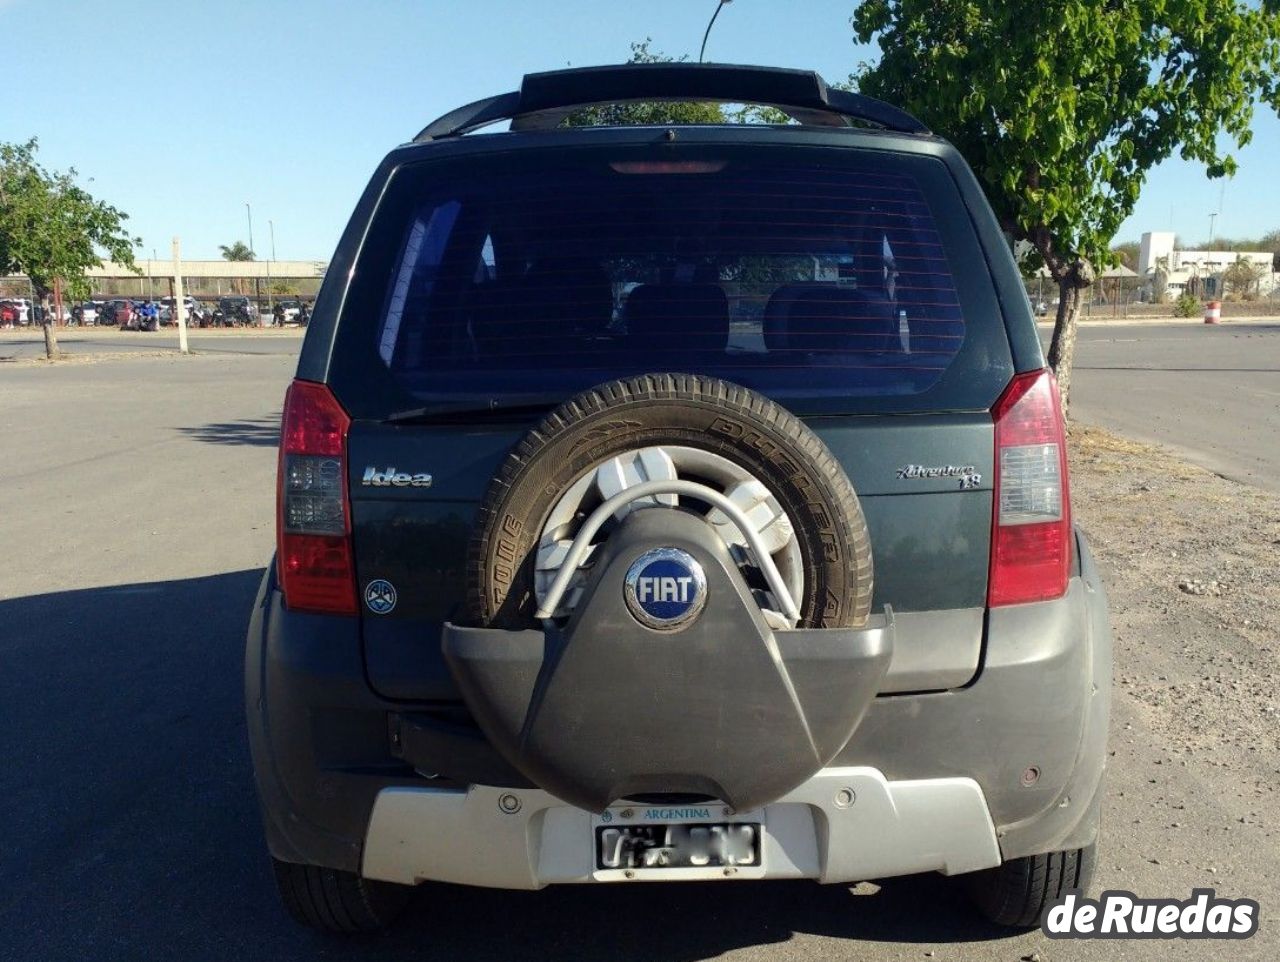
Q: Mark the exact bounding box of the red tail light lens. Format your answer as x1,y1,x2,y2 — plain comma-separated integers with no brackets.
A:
277,380,356,614
988,369,1072,607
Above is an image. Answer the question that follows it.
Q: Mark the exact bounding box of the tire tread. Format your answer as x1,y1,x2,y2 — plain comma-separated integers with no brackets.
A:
965,844,1096,928
270,858,410,934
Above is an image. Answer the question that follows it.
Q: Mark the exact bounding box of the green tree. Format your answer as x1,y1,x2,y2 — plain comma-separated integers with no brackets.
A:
218,241,255,261
564,40,726,127
1193,234,1264,252
1222,254,1269,297
1262,229,1280,271
0,138,139,358
852,0,1280,411
1111,240,1141,271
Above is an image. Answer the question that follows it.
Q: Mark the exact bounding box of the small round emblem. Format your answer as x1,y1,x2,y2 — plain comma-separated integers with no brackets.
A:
364,579,397,615
623,548,707,632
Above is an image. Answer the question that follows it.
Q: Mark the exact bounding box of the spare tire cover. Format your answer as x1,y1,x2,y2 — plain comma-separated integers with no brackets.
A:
453,373,882,811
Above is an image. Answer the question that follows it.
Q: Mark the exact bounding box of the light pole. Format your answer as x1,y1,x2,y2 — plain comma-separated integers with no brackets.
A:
267,219,276,312
699,0,732,63
246,201,259,312
1208,212,1217,247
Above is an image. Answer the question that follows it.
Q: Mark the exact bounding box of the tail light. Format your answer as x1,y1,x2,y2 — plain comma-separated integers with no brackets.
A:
276,380,357,614
988,368,1072,607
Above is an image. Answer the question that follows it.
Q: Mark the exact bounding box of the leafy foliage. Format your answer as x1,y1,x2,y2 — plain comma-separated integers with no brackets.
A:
853,0,1280,282
1222,254,1270,296
0,138,138,301
852,0,1280,406
1267,230,1280,271
565,41,862,128
218,241,255,261
1173,291,1202,317
1110,240,1141,270
563,40,726,127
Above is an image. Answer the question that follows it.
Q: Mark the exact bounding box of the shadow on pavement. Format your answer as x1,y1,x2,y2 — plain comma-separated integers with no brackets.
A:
0,571,1016,961
179,416,280,447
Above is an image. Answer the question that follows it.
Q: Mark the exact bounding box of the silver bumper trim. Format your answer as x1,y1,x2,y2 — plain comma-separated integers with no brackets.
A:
361,767,1001,889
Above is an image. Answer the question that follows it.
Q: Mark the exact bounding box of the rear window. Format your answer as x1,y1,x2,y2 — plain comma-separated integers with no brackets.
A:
334,145,1013,416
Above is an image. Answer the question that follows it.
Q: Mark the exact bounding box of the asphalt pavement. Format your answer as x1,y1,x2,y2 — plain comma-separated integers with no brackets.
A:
1062,321,1280,493
0,326,303,360
0,324,1276,961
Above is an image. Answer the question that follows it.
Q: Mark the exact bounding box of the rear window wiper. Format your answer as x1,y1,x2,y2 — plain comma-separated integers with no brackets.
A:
384,396,560,424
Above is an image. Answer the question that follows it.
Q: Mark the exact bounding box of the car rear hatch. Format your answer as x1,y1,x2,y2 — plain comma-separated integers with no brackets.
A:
321,137,1029,703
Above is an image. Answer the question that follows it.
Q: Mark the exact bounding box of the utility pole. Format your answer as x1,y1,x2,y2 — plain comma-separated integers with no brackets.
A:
246,201,259,315
173,237,189,354
267,219,275,312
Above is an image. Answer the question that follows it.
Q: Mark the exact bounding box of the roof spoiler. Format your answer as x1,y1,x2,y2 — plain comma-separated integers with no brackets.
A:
413,63,929,142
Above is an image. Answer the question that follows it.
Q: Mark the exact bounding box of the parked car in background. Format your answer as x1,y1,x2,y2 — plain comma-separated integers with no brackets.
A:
217,295,257,325
101,299,135,328
73,302,100,325
44,303,72,323
273,299,304,324
159,296,198,325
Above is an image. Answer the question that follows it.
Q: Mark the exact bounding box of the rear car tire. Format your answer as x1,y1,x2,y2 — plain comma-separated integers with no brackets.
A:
467,372,874,629
963,844,1096,928
270,858,412,934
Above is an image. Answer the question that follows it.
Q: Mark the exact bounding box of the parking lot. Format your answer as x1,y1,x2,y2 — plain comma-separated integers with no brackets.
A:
1,322,1277,961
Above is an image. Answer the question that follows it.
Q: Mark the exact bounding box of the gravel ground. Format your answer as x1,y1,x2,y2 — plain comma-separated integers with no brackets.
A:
1066,424,1279,959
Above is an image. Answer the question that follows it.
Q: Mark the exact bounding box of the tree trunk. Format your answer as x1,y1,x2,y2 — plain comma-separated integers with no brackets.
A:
1046,263,1093,418
42,320,61,359
35,288,61,359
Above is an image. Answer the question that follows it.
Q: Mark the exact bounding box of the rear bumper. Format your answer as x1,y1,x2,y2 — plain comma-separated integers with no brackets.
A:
361,768,999,889
247,531,1110,881
833,536,1112,860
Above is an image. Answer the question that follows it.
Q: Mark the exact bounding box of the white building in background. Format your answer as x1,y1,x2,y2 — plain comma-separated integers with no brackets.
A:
1138,231,1277,300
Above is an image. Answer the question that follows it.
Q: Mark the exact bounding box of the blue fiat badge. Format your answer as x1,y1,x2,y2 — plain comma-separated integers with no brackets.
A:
364,579,397,615
623,548,707,631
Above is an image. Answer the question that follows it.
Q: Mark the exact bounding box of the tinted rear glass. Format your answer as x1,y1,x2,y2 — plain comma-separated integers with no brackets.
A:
332,144,1012,416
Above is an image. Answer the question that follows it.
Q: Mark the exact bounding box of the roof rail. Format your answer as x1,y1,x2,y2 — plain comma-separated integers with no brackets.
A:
413,63,929,142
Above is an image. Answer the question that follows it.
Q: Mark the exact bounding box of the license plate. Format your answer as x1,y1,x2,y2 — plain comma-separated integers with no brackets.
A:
595,822,762,870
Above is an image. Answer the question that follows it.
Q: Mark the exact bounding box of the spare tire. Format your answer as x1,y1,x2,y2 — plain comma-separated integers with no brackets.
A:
467,373,872,629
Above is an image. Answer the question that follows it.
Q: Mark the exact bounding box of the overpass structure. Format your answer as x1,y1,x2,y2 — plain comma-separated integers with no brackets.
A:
87,259,329,298
3,259,329,300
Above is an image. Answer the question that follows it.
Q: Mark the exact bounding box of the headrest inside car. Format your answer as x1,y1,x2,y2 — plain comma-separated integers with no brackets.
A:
625,283,730,354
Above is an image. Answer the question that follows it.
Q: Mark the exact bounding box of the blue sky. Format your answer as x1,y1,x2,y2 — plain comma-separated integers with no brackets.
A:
4,0,1278,260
